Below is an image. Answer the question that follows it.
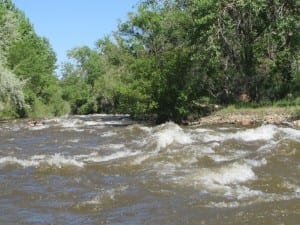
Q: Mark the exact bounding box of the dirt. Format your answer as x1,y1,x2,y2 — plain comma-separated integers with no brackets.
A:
189,107,300,128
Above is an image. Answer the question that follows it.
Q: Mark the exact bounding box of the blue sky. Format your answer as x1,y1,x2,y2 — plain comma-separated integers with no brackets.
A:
13,0,139,74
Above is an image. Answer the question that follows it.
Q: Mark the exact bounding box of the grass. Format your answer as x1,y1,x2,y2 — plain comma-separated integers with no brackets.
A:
214,103,300,121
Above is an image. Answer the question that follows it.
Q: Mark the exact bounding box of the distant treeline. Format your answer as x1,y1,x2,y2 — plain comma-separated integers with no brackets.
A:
1,0,299,123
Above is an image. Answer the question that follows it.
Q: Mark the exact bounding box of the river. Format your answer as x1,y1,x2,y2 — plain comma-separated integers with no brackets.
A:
0,114,299,224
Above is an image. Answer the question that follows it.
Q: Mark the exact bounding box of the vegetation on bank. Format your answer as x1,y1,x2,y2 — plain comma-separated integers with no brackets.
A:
192,102,300,126
1,0,299,123
0,0,69,119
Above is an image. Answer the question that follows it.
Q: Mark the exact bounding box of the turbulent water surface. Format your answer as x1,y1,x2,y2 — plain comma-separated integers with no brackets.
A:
0,114,299,224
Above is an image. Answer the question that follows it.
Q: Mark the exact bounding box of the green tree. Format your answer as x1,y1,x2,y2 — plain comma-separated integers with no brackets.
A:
59,0,299,122
60,62,93,114
212,0,300,101
5,9,68,117
0,0,69,118
0,63,26,117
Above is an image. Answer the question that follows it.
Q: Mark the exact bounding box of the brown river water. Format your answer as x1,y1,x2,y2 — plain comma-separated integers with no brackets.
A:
0,114,299,225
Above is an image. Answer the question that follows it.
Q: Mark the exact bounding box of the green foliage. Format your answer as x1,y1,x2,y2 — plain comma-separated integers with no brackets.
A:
2,0,298,121
0,9,20,62
54,0,300,123
60,68,92,115
0,63,26,117
0,0,69,118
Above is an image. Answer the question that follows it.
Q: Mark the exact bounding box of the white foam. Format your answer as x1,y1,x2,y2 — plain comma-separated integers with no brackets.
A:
208,201,240,208
230,125,277,142
0,153,85,168
106,144,125,150
279,127,300,141
202,134,224,142
209,191,300,208
7,125,21,131
28,124,50,130
67,139,80,143
85,150,139,163
81,185,128,206
152,122,193,150
182,163,256,192
46,153,85,168
198,146,215,154
101,131,117,137
0,156,40,167
284,181,300,193
30,155,46,160
60,127,85,132
83,121,103,126
201,163,256,185
194,128,214,133
244,158,267,167
195,125,278,143
57,118,85,131
103,121,128,126
130,154,151,165
209,150,250,163
59,118,83,128
137,126,152,133
225,185,264,199
209,155,234,162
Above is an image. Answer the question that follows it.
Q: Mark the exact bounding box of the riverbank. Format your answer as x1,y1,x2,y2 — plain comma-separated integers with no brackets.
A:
189,106,300,127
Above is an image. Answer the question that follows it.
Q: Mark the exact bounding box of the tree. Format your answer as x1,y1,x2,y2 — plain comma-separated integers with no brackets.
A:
67,46,105,87
59,0,299,122
213,0,300,101
4,7,69,117
0,1,20,62
0,63,26,117
60,62,93,114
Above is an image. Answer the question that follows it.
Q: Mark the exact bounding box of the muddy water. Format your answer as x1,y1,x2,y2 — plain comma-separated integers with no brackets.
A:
0,115,299,224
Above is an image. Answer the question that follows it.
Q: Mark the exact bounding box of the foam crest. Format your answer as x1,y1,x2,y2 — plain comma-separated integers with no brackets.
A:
209,188,300,209
0,153,85,168
130,154,151,165
106,144,125,150
0,156,40,167
54,117,86,132
85,150,139,163
46,153,85,168
195,124,278,143
194,128,214,133
60,118,82,128
284,181,300,193
230,125,277,142
225,185,264,199
244,158,267,167
152,122,193,150
101,131,117,137
200,163,256,186
208,201,240,208
193,129,223,143
28,124,50,130
83,121,103,126
79,185,128,209
67,139,80,143
182,163,256,192
279,127,300,141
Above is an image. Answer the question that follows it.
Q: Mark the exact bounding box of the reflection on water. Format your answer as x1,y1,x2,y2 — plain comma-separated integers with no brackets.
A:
0,115,299,224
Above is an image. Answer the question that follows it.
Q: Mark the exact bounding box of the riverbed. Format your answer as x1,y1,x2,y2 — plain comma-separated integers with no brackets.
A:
0,114,299,224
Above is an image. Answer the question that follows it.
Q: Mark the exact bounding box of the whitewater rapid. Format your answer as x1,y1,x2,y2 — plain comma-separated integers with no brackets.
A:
0,115,299,224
